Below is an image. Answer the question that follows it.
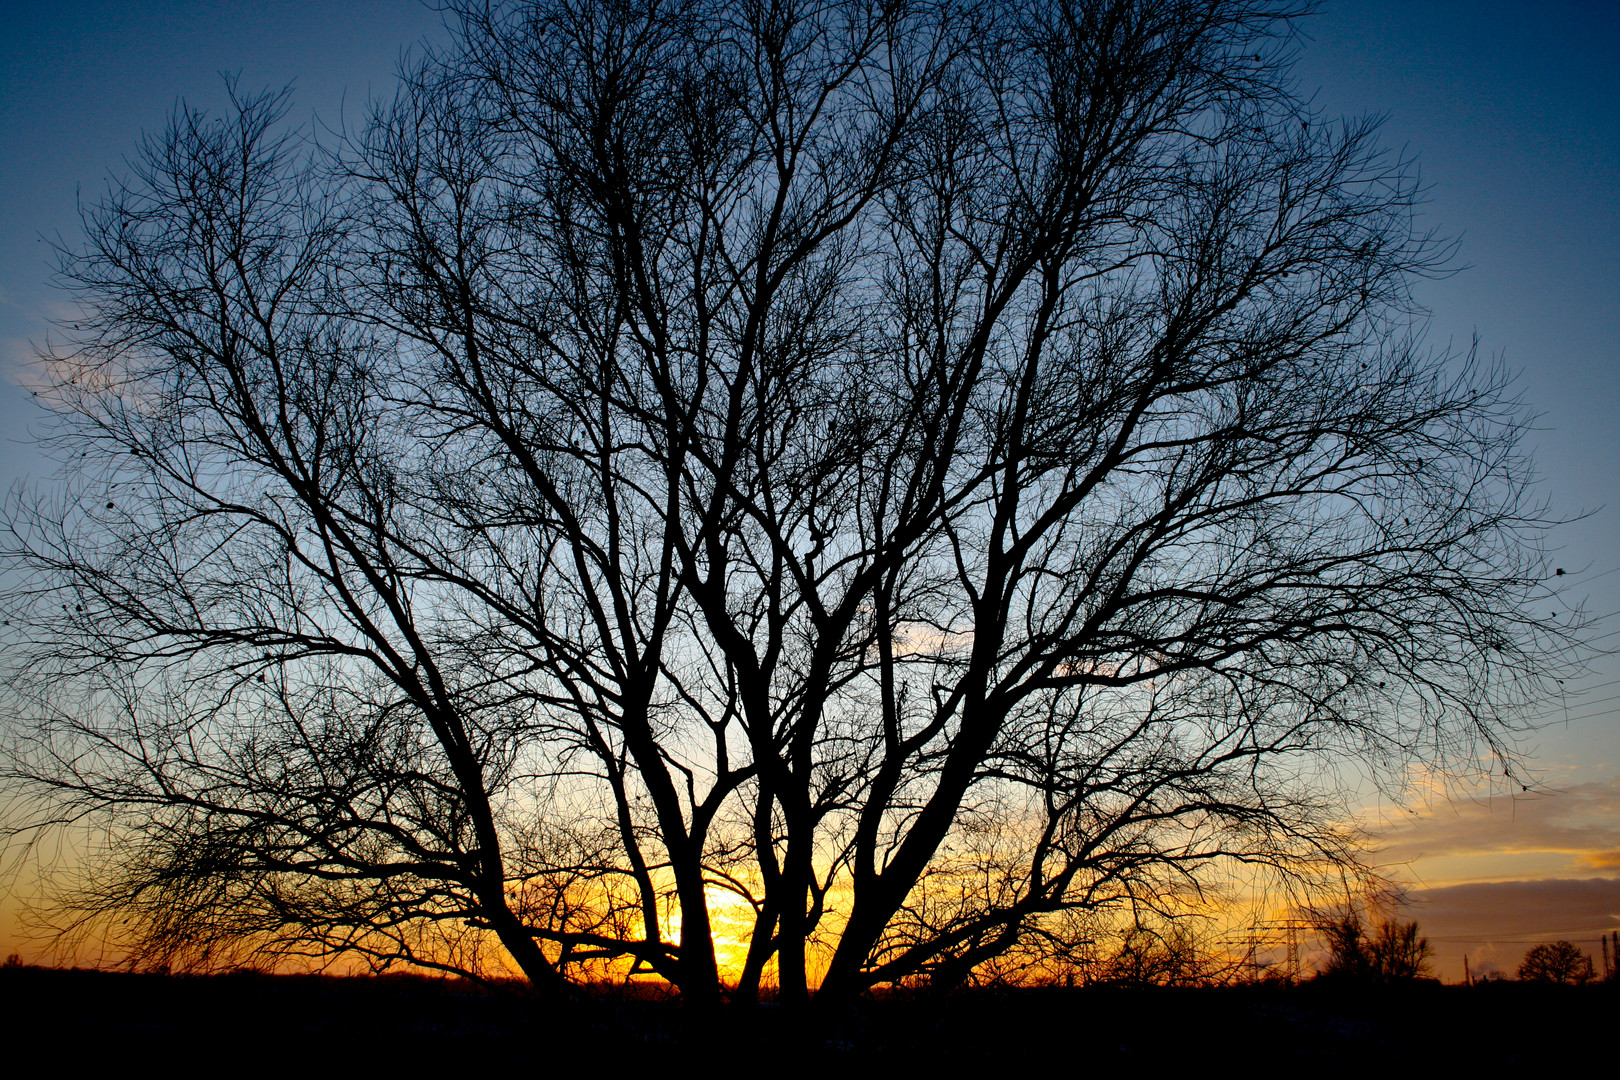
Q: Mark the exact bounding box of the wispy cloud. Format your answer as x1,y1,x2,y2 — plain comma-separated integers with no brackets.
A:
1368,778,1620,882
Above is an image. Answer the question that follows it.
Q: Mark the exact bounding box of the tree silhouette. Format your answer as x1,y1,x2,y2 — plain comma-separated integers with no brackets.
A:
1317,913,1432,982
1,0,1576,1004
1518,941,1595,986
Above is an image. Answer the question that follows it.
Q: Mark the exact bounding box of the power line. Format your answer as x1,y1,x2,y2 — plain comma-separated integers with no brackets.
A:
1549,704,1620,726
1521,690,1620,725
1549,690,1620,713
1560,675,1620,695
1430,934,1620,944
1424,923,1620,943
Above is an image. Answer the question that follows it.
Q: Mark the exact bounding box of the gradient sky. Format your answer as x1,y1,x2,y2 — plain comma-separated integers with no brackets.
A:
2,1,1617,980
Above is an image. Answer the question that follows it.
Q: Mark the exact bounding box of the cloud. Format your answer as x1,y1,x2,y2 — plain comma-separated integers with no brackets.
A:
1366,778,1620,880
1,338,36,383
1410,877,1620,936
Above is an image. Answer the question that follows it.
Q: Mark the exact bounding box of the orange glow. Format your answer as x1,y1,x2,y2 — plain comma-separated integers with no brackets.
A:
704,885,762,983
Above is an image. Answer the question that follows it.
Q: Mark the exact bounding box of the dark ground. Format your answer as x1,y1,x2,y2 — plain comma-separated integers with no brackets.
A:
0,966,1610,1071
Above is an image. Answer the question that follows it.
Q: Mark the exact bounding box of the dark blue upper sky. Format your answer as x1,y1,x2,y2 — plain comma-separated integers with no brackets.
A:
1290,1,1620,774
2,1,1618,970
6,1,1613,561
1,0,451,475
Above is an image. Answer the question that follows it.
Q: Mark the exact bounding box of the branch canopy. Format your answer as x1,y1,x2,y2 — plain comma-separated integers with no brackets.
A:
1,0,1575,1001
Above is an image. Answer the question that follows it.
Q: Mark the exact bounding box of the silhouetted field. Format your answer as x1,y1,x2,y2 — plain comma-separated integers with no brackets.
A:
1,967,1609,1069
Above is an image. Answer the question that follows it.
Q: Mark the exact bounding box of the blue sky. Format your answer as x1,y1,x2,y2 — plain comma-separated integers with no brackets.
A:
2,1,1617,979
1286,0,1620,982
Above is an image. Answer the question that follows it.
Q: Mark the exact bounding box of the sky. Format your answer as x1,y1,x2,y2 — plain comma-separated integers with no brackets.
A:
1,1,1617,981
1285,0,1620,982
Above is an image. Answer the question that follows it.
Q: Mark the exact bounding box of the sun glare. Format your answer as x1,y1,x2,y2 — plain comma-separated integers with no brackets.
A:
704,886,761,984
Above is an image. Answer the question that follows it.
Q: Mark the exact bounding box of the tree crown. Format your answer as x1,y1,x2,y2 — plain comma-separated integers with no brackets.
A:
0,0,1580,1001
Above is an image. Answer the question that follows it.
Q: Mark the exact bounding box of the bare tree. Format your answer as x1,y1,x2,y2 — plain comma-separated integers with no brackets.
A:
1,0,1576,1006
